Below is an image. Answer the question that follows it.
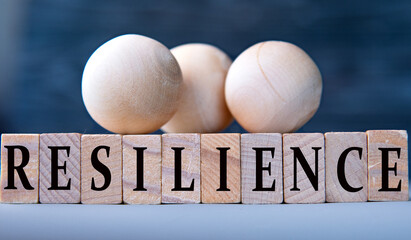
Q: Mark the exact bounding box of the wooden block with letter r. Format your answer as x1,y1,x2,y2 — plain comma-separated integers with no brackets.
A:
81,134,122,204
39,133,81,203
123,135,161,204
241,133,283,204
325,132,367,202
283,133,325,203
1,134,39,203
162,134,201,203
367,130,408,201
201,133,241,203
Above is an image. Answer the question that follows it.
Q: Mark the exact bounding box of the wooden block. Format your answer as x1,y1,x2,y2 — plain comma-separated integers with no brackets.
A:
367,130,408,201
325,132,367,203
283,133,325,203
241,133,283,204
81,134,122,204
0,134,39,203
201,134,241,203
123,135,161,204
39,133,81,203
162,134,201,203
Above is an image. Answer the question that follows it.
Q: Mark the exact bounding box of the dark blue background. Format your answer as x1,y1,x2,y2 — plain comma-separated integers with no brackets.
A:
1,0,410,135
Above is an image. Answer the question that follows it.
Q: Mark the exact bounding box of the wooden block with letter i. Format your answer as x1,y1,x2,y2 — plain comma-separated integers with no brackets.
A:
241,133,283,204
201,134,240,203
81,134,122,204
367,130,408,201
283,133,325,203
39,133,81,203
1,134,39,203
325,132,367,203
123,135,161,204
162,134,201,203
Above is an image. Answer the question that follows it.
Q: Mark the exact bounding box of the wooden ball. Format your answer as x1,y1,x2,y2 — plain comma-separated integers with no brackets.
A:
82,34,183,134
161,43,233,133
225,41,322,133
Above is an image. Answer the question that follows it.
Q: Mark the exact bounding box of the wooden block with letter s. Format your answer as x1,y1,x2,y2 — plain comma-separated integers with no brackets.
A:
81,134,122,204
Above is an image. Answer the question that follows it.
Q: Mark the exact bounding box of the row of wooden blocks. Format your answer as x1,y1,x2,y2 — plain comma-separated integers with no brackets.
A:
0,130,408,204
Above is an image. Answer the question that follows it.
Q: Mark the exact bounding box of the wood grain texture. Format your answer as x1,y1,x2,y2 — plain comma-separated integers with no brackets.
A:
82,34,183,134
162,134,200,203
367,130,408,201
161,43,233,133
283,133,325,203
123,135,161,204
325,132,367,203
81,134,122,204
201,134,240,203
241,133,283,204
39,133,81,203
0,134,39,203
225,41,322,133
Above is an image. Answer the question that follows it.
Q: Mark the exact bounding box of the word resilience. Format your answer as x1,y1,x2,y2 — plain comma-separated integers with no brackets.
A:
0,130,408,204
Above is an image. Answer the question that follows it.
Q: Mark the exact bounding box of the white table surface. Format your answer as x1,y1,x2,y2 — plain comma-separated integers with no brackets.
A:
1,196,410,240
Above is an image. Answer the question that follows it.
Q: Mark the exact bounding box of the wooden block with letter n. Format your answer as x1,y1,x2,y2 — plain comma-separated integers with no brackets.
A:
81,134,122,204
283,133,325,203
325,132,367,202
162,134,201,203
241,133,283,204
123,135,161,204
1,134,39,203
39,133,81,203
367,130,408,201
201,134,241,203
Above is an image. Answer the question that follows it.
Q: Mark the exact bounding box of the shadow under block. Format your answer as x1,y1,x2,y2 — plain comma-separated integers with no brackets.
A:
0,134,39,203
325,132,367,203
367,130,408,201
201,134,241,203
123,135,161,204
241,133,283,204
81,135,122,204
162,134,201,203
283,133,325,203
39,133,81,203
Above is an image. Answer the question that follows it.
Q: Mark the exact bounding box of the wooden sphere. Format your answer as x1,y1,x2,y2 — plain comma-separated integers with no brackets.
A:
82,34,183,134
225,41,322,133
161,43,233,133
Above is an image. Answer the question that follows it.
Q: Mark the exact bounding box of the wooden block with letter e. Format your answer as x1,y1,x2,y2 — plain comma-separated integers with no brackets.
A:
201,134,241,203
123,135,161,204
162,134,201,203
39,133,81,203
367,130,408,201
325,132,367,202
81,134,122,204
1,134,39,203
241,133,283,204
283,133,325,203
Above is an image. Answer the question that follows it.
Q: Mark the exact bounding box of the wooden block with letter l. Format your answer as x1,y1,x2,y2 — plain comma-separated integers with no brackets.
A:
325,132,367,203
81,134,122,204
123,135,161,204
201,134,241,203
162,134,201,203
241,133,283,204
0,134,39,203
39,133,81,203
367,130,408,201
283,133,325,203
